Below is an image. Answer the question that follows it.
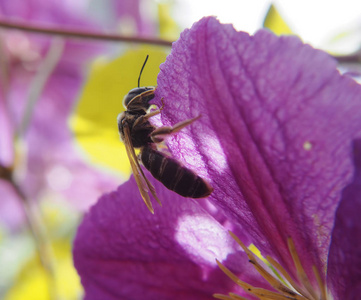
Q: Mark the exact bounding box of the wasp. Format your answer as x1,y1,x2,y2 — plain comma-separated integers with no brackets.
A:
117,56,213,213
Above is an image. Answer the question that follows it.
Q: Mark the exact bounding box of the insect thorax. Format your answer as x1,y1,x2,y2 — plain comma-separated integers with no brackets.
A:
118,111,154,148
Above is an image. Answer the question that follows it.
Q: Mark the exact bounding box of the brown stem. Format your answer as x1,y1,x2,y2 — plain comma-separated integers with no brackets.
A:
333,52,361,64
8,176,58,300
0,18,173,47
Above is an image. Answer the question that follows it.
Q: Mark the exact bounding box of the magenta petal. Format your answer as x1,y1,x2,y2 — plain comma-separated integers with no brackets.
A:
327,140,361,299
154,17,361,279
0,98,13,167
0,181,24,228
74,177,250,300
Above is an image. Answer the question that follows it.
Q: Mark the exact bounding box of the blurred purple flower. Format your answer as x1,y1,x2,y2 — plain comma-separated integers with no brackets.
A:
73,17,361,299
0,95,13,167
110,0,155,36
0,0,121,227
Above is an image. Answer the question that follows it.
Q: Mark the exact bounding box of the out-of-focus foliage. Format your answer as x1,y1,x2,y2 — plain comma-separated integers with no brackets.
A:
5,241,82,300
158,2,181,40
2,200,82,300
69,47,168,176
263,4,293,36
0,0,172,298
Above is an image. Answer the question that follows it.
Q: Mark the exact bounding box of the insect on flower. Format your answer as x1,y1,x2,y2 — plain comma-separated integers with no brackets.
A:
117,56,213,213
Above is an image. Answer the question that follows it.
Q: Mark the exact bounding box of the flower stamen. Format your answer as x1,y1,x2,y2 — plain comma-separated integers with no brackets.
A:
287,238,318,300
215,232,329,300
214,293,244,300
228,293,248,300
312,266,327,300
266,255,310,298
229,232,303,299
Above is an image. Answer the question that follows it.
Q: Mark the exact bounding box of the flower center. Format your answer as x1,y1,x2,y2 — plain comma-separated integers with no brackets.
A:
214,232,329,300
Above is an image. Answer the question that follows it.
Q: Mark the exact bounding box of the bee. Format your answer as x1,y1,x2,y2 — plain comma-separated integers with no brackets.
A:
117,56,213,213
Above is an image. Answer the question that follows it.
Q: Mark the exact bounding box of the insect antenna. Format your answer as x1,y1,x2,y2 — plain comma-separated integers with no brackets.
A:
138,55,149,88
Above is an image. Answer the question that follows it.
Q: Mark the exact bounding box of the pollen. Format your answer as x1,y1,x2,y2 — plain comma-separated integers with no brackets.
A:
214,232,329,300
303,141,312,151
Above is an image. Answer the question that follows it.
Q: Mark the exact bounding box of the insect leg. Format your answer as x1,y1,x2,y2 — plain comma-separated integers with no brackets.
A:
144,97,165,119
133,98,165,127
151,115,201,143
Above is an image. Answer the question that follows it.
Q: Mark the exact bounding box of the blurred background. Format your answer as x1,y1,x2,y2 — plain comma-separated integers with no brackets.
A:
0,0,360,299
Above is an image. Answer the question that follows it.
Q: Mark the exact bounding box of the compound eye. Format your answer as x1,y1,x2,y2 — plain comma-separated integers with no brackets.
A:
123,92,135,108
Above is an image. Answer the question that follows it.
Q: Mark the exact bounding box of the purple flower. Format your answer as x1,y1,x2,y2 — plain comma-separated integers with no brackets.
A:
110,0,154,35
73,17,361,299
0,1,117,227
0,95,13,168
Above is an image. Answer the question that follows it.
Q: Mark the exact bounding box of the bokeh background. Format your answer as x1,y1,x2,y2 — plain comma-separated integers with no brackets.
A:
0,0,360,299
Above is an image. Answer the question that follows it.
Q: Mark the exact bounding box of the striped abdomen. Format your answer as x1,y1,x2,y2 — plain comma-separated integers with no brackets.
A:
140,146,213,198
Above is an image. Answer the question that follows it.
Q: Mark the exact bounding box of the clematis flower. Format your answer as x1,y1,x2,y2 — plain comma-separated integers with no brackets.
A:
73,17,361,299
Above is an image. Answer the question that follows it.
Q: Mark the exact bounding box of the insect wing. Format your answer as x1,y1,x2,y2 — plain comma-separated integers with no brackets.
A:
123,125,161,213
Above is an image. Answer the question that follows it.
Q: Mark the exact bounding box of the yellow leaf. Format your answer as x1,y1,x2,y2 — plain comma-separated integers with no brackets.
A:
158,2,181,41
69,47,168,177
263,4,293,36
4,239,82,300
4,199,83,300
